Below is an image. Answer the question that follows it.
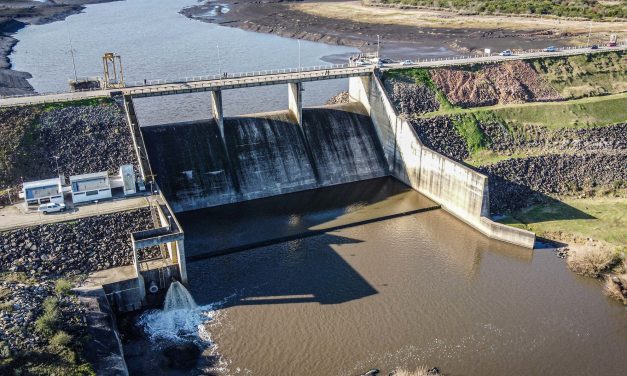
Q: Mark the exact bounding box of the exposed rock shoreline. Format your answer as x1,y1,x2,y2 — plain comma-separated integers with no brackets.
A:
0,208,160,278
0,207,158,359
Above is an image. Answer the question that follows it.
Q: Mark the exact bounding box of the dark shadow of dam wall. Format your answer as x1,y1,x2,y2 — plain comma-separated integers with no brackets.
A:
141,103,389,212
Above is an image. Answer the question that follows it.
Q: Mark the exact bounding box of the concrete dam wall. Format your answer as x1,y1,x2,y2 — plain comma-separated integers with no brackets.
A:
349,75,536,249
141,103,388,212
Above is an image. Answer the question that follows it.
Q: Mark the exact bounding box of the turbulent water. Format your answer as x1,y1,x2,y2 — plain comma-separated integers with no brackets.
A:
139,282,212,344
164,282,198,311
142,103,388,212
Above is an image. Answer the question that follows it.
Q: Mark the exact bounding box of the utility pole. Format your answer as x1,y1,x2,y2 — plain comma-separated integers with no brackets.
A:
67,31,78,82
377,34,380,58
587,20,592,47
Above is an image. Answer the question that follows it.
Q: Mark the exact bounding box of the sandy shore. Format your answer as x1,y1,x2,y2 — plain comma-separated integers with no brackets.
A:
181,0,627,59
0,0,119,96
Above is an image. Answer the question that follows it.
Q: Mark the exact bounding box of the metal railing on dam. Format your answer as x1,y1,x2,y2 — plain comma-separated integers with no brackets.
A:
1,44,625,107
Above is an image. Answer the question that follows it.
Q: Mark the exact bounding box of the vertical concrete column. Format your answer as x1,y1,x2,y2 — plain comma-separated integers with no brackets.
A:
288,82,302,125
123,95,153,181
175,240,188,285
210,90,225,140
348,76,372,114
132,241,146,302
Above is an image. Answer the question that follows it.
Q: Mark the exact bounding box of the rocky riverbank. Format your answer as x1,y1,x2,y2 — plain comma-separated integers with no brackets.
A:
0,207,159,372
0,207,159,278
482,152,627,213
180,0,595,60
0,99,138,204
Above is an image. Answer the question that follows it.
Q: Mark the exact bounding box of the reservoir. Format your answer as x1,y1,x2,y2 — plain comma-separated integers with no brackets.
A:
9,0,357,124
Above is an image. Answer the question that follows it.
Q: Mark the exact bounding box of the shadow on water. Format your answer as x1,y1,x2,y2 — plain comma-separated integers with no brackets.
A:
179,177,437,258
188,232,378,307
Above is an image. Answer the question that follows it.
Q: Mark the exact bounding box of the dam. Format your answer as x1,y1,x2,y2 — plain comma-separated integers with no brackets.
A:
130,72,534,256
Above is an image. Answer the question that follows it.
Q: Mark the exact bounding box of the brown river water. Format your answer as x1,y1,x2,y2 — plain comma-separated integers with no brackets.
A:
162,178,627,376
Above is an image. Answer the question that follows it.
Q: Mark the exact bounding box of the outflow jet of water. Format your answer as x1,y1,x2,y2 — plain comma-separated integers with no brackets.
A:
164,281,198,311
139,281,214,343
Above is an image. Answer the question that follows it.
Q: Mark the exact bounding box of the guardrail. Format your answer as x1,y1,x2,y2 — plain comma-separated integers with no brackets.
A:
1,43,625,105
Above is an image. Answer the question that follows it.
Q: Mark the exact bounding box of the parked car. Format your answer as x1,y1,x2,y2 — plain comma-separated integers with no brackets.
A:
381,58,393,64
591,44,599,50
400,60,413,66
542,46,557,52
499,50,513,56
38,202,66,214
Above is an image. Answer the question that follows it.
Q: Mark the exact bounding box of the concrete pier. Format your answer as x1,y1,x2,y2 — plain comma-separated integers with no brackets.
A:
288,82,302,125
210,90,225,140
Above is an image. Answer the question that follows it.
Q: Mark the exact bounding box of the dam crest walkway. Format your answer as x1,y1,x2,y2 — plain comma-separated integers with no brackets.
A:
1,45,625,107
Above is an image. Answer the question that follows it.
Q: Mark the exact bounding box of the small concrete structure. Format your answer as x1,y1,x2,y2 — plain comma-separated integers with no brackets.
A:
70,171,112,204
22,177,64,205
119,164,137,195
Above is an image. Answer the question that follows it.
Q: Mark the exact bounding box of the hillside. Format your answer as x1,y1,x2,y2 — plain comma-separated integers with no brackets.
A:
0,98,138,204
371,0,627,20
382,51,627,249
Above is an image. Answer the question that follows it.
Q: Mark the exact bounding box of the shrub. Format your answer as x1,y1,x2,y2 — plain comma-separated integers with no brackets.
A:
50,331,72,350
604,274,627,305
35,297,60,337
55,279,73,296
566,246,622,278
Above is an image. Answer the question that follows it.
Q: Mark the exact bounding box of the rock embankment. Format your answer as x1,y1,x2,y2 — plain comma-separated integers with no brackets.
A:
326,91,351,105
483,152,627,213
477,122,627,153
0,279,86,352
410,116,469,161
430,61,562,108
0,101,138,204
383,78,439,115
0,207,159,278
39,103,138,178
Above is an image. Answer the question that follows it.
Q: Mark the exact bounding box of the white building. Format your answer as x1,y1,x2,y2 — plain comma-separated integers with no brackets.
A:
22,177,64,205
70,171,112,204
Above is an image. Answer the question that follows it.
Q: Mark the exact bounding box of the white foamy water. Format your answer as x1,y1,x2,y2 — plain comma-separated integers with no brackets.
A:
139,282,214,344
139,303,216,344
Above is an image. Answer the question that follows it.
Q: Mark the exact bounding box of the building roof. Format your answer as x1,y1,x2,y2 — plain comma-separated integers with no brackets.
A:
23,177,61,190
69,171,109,182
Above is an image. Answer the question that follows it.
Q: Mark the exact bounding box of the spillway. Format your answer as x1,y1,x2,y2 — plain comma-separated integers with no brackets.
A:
142,103,388,212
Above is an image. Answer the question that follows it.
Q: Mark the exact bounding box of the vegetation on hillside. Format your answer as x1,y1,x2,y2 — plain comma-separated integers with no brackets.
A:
371,0,627,20
0,276,95,375
531,51,627,98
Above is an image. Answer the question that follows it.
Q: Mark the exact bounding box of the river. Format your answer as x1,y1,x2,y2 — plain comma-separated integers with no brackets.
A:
122,178,627,376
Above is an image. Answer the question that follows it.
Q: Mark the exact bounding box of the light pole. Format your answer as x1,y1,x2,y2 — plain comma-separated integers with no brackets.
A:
67,31,78,82
52,155,60,176
298,40,301,73
377,34,380,58
216,44,222,77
